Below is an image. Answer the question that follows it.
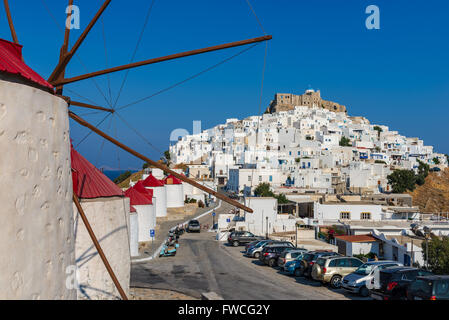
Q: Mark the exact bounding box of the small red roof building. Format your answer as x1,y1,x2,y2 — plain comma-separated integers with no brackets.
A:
133,181,154,201
0,39,53,89
334,234,378,243
124,187,153,206
142,174,164,187
71,145,124,199
163,174,183,185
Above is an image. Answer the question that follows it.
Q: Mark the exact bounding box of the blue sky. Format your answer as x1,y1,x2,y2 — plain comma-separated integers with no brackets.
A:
1,0,448,169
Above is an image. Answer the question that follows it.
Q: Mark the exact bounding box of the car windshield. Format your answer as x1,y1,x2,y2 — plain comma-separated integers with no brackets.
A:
354,263,375,275
190,221,199,225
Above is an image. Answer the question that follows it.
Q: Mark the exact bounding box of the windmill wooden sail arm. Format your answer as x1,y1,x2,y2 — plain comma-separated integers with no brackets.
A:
68,111,254,213
52,35,272,86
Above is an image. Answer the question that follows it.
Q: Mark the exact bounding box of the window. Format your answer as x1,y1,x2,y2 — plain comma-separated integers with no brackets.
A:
269,176,273,182
361,212,371,220
340,212,350,220
248,176,251,182
259,176,262,182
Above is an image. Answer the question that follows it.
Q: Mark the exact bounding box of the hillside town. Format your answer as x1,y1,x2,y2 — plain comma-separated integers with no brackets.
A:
171,89,448,195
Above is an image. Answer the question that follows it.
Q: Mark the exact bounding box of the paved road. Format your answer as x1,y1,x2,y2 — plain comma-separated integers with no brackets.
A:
131,202,369,300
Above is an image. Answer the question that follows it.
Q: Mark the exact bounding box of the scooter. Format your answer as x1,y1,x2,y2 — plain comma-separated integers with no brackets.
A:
159,239,180,257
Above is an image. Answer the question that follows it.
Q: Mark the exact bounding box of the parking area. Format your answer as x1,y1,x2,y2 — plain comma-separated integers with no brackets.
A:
221,241,371,300
131,202,371,300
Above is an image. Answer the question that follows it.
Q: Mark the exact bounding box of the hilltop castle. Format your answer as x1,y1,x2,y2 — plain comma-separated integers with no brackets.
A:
269,89,347,114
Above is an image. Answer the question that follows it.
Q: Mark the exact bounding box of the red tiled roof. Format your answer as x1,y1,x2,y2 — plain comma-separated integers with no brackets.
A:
71,145,124,199
124,187,152,206
133,181,154,201
0,39,53,89
163,174,183,185
130,205,136,213
334,234,378,243
142,174,164,187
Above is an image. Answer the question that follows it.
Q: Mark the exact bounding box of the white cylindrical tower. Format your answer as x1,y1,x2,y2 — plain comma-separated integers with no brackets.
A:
0,39,75,300
129,207,139,258
164,175,184,208
71,146,131,300
142,174,167,217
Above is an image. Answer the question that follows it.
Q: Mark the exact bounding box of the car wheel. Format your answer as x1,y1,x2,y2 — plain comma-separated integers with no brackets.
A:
253,252,260,259
294,267,304,277
233,241,239,247
360,286,369,297
330,275,342,289
268,259,276,267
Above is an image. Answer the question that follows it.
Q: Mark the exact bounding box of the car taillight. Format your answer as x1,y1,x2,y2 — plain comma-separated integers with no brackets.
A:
323,267,327,274
383,296,389,300
387,282,398,291
430,296,436,300
309,261,315,266
283,259,286,264
264,253,269,256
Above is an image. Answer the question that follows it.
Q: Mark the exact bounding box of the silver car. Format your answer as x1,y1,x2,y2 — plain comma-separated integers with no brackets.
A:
186,220,201,233
278,248,308,270
248,241,294,258
342,260,403,297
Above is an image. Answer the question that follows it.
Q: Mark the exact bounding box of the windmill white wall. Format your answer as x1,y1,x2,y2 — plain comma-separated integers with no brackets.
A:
73,197,130,300
129,211,139,257
165,184,185,208
146,186,167,217
135,204,156,242
0,78,76,299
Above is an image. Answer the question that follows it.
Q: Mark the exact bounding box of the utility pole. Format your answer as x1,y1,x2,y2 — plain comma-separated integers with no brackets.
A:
266,216,269,239
295,223,298,248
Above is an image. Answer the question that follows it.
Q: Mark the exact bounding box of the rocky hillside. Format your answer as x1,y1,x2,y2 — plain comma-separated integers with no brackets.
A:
408,168,449,213
118,170,144,189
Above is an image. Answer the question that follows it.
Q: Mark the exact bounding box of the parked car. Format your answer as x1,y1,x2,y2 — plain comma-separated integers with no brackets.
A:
284,253,308,275
406,275,449,300
248,240,294,258
278,248,308,270
312,256,364,288
369,267,433,300
342,261,403,297
186,220,201,233
260,245,293,267
295,251,339,278
245,240,261,253
228,231,264,247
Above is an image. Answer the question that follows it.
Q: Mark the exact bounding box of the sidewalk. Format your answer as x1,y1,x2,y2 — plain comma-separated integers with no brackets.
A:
131,200,221,263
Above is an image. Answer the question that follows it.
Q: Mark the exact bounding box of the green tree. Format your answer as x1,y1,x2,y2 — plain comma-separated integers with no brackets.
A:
275,193,289,204
416,160,430,186
387,170,417,193
295,158,301,164
114,171,132,184
163,150,171,167
142,163,150,170
421,236,449,274
445,154,449,164
373,126,383,139
433,157,440,165
339,136,351,147
254,183,275,197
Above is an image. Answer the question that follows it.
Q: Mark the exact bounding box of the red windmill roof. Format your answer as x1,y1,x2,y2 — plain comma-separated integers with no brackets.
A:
134,181,154,199
142,174,164,187
0,39,53,89
71,145,124,199
124,187,153,206
163,174,183,185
